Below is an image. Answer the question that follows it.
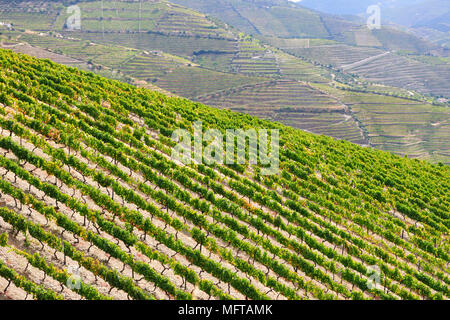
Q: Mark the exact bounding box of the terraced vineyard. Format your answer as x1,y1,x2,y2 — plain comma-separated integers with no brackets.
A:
0,0,449,166
171,0,442,53
0,0,239,59
196,80,367,145
275,51,330,83
7,28,446,163
152,65,265,99
71,31,238,59
289,45,450,98
168,0,450,98
231,38,279,77
0,49,449,300
0,30,263,99
343,53,450,98
17,33,137,67
340,92,450,165
56,0,233,39
0,0,59,30
118,51,192,80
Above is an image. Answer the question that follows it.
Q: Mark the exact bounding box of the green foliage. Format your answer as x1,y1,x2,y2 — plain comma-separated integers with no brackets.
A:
0,48,447,301
0,232,8,246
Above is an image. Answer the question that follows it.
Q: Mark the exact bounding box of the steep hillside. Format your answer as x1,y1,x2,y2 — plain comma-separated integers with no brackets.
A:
171,0,441,52
170,0,450,98
288,45,450,98
0,48,449,300
0,0,449,164
196,79,368,145
299,0,450,50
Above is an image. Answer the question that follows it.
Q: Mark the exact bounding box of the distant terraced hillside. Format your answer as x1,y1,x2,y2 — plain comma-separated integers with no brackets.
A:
342,93,450,164
0,0,448,165
284,45,450,98
171,0,442,52
0,48,449,300
171,0,328,38
0,0,238,58
299,0,450,50
171,0,450,98
342,54,450,98
196,80,368,145
0,1,330,89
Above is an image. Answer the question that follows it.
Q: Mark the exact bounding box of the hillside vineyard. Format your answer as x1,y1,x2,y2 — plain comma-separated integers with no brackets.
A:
0,49,448,300
1,0,449,166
